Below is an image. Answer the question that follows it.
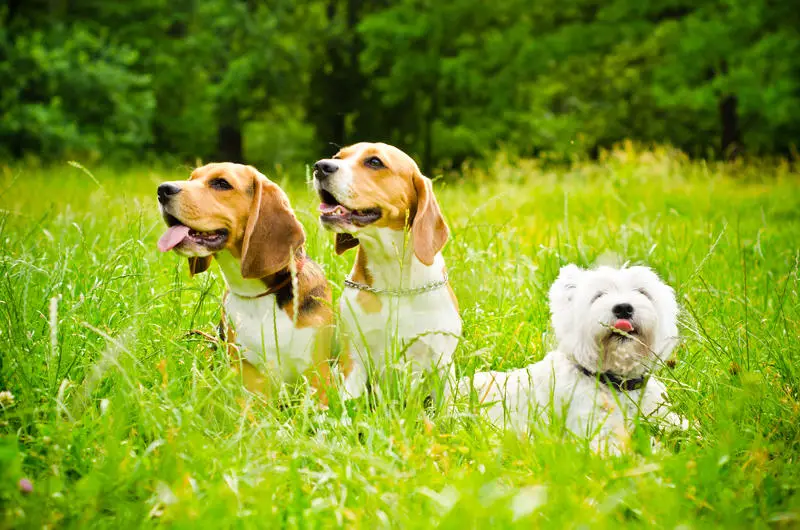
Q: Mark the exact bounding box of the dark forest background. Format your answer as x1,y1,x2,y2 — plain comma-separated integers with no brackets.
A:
1,0,798,169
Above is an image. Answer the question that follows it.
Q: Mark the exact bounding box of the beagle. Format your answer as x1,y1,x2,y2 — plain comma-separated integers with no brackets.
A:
156,163,334,402
313,143,461,401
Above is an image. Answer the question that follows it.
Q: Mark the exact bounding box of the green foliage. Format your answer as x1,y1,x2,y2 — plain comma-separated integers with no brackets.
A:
1,153,799,526
0,0,323,164
0,24,154,159
356,0,800,163
1,0,799,165
646,0,800,154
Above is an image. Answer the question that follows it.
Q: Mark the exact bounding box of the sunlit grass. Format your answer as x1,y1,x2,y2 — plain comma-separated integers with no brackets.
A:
1,147,799,527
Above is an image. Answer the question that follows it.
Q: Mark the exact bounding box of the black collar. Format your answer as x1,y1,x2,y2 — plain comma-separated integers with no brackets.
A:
575,364,647,391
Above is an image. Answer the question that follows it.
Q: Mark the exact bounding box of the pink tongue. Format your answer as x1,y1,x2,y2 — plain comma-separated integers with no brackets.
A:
319,203,338,214
613,319,634,332
158,225,190,252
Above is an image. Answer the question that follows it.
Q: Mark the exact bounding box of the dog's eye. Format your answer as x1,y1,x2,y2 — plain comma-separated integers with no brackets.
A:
364,156,384,169
636,288,652,300
591,291,606,303
210,178,233,191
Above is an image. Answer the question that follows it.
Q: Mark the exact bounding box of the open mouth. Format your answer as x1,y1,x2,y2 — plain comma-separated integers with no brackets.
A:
158,213,229,252
317,189,381,227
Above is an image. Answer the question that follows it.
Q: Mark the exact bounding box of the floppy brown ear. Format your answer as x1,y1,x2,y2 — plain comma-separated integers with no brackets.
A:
412,172,449,266
188,256,212,276
240,171,306,279
335,233,359,254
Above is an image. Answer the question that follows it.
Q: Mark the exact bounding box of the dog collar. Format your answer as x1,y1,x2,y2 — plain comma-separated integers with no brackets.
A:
575,364,647,391
232,259,305,299
344,272,449,297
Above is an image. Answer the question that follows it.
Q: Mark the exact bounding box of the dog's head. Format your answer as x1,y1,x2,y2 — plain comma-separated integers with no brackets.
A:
156,163,305,277
549,265,678,378
312,142,448,265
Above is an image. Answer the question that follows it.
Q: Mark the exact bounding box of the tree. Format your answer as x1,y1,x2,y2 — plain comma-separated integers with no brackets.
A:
183,0,324,162
647,0,800,157
0,3,155,159
307,0,376,153
1,0,798,165
358,0,535,167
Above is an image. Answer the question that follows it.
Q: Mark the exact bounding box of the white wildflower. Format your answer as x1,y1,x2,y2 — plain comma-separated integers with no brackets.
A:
0,391,15,407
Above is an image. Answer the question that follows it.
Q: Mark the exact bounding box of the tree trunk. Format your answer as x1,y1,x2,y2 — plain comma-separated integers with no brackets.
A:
717,61,741,159
719,94,741,159
423,75,438,171
308,0,375,152
217,104,243,162
423,17,442,170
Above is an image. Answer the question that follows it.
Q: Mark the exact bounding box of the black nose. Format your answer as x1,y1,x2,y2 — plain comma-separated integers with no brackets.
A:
612,303,634,319
157,183,181,204
314,160,338,179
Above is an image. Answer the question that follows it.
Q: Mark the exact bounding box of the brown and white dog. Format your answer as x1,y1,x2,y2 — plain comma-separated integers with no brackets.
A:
313,143,461,400
156,163,334,402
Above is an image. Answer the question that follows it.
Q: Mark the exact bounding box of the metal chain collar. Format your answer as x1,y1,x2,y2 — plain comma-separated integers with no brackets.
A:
344,272,449,297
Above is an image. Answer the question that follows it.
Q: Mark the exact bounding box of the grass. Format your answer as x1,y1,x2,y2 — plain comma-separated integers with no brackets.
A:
1,145,799,528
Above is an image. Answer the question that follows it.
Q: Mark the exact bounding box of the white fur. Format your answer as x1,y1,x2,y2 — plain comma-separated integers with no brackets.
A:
457,265,683,453
215,251,318,384
340,227,461,399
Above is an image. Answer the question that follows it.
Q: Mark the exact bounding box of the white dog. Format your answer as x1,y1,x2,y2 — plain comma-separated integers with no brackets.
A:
457,265,684,453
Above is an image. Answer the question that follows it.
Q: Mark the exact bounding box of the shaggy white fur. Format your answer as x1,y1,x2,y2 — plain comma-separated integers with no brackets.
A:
458,265,685,453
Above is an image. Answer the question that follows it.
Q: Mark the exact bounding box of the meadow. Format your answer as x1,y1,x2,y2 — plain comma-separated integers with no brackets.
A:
1,147,799,528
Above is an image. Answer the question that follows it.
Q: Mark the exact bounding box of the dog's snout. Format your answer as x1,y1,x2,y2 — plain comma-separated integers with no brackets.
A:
612,303,634,319
314,160,339,179
157,183,181,204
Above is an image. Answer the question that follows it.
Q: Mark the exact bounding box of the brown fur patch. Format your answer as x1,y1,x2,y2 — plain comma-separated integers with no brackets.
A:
304,324,335,407
337,336,355,379
279,259,335,329
188,256,212,276
356,290,382,313
335,233,359,254
348,247,381,312
447,284,459,313
351,247,372,285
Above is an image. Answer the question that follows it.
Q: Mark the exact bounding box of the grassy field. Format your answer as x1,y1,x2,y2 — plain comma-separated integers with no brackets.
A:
1,147,799,528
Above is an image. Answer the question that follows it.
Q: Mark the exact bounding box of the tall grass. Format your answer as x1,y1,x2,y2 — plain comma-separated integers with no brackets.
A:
1,147,799,528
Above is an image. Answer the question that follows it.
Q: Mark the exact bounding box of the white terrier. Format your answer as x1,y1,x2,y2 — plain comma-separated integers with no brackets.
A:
458,265,684,453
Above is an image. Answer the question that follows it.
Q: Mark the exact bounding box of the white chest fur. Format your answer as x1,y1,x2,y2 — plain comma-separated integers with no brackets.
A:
215,251,317,383
341,282,461,367
339,228,462,398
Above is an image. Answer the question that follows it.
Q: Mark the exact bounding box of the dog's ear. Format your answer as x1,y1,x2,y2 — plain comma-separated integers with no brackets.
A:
240,168,306,279
549,264,583,308
335,233,360,254
188,256,212,276
411,171,449,266
549,264,583,343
